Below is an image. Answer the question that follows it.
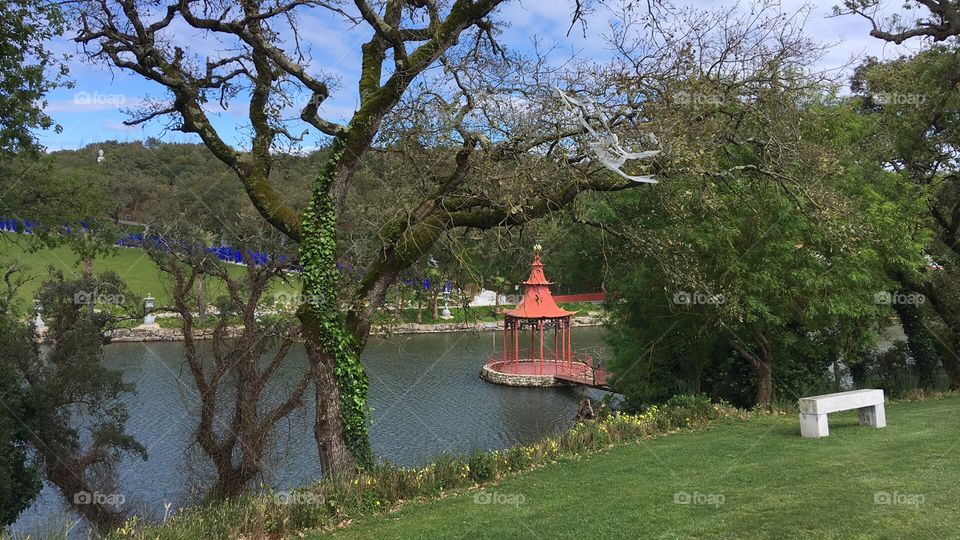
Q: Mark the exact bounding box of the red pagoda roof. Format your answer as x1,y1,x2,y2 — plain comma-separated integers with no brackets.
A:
504,252,576,319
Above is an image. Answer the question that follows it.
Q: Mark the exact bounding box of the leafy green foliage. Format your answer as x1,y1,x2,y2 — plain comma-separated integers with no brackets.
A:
851,341,925,398
891,297,942,390
602,89,928,406
852,45,960,389
0,269,145,529
0,0,68,154
0,315,42,526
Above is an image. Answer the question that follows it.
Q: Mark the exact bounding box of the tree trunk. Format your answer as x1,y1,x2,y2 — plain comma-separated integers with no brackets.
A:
303,326,356,477
944,351,960,389
154,251,314,501
920,283,960,389
753,359,773,406
891,291,940,389
209,465,255,501
298,148,373,475
83,254,93,278
728,332,774,407
417,296,423,323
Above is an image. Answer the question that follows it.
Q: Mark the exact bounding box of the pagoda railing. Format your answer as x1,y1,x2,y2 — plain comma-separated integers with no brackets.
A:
485,351,596,367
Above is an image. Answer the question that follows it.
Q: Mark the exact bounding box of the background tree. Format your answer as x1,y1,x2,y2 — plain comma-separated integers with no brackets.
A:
1,155,117,283
0,270,145,531
591,2,928,406
0,0,68,155
0,266,41,527
851,46,960,388
490,274,509,310
146,224,309,500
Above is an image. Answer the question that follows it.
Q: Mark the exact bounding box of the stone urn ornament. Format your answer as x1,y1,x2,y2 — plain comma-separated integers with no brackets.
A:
140,293,159,329
34,298,46,332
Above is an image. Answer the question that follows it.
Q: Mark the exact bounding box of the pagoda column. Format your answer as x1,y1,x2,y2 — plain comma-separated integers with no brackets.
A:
559,322,565,371
513,320,519,370
502,319,508,364
539,320,544,374
553,322,558,373
529,324,535,365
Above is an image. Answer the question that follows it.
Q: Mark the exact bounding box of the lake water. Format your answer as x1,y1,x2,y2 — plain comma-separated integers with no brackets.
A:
12,327,607,535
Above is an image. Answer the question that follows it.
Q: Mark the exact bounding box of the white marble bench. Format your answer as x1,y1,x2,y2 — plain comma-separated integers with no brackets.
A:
798,389,885,438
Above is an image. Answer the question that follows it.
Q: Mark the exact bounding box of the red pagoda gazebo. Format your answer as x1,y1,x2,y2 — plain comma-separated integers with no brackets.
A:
481,246,605,388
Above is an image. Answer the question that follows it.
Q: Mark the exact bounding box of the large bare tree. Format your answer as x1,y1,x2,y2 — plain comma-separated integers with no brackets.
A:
72,0,656,476
838,0,960,44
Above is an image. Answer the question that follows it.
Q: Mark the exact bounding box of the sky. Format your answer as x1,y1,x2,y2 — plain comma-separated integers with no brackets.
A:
36,0,926,153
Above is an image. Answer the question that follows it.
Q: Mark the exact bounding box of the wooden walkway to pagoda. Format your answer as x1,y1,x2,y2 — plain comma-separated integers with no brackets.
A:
554,368,609,389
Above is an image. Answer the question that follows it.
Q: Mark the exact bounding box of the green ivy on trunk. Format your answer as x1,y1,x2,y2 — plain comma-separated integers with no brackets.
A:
299,137,373,470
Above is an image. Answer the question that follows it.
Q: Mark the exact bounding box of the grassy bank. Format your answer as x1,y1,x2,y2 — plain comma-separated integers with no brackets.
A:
316,395,959,539
101,395,960,539
103,397,720,539
1,233,171,305
0,232,256,308
13,396,956,538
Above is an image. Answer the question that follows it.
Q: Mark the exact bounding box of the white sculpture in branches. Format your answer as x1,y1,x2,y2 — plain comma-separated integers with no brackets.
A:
556,88,660,183
34,299,45,332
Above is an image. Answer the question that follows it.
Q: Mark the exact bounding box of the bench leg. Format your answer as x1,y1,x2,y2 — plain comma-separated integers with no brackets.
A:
858,404,886,428
799,413,829,438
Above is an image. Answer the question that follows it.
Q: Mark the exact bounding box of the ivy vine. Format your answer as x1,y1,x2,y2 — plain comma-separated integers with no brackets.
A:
299,137,373,469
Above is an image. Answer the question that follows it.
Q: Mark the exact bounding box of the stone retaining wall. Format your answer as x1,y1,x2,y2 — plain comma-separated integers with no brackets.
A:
480,361,577,388
105,326,243,342
481,364,563,387
371,315,601,336
101,315,602,343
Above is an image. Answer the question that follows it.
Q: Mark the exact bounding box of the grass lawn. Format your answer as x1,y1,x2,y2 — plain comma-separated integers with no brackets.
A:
1,234,605,323
1,233,170,304
0,233,287,308
312,396,960,539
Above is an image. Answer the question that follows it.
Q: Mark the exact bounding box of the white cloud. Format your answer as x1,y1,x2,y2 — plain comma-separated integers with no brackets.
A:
44,93,143,114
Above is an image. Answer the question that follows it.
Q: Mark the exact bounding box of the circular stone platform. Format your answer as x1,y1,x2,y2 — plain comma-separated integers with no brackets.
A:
480,359,597,388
